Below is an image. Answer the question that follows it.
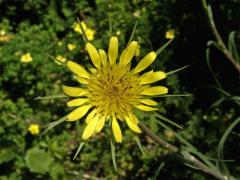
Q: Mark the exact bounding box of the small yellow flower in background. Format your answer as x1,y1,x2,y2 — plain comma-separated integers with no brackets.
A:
20,53,33,63
165,29,175,40
85,28,95,41
0,29,12,42
116,30,121,36
62,36,168,143
55,55,66,65
67,43,76,51
73,21,87,34
28,124,40,135
72,21,95,41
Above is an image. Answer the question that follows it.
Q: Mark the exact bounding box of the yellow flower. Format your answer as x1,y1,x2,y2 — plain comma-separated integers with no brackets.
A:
165,29,175,40
73,21,87,34
63,36,168,143
28,124,40,135
85,28,95,41
20,53,33,63
72,21,95,41
67,43,76,51
55,55,66,65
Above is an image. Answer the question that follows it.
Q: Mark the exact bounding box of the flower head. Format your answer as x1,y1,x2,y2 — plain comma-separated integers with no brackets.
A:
63,36,168,143
165,29,175,40
28,124,40,135
20,53,33,63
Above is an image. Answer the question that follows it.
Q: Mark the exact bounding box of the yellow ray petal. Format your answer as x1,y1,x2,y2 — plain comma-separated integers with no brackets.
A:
86,42,101,69
108,36,118,65
95,115,106,133
129,112,139,124
139,99,158,106
119,49,126,64
139,70,153,80
67,61,90,79
89,67,97,74
124,115,142,133
140,71,166,84
86,108,97,124
67,105,92,121
99,49,107,66
141,86,168,96
74,76,89,84
135,104,158,111
82,115,99,140
132,51,157,74
112,117,122,143
63,85,88,97
67,98,89,107
119,41,138,65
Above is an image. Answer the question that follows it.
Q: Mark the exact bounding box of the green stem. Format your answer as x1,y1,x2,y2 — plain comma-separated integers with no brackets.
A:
201,0,240,73
139,122,228,180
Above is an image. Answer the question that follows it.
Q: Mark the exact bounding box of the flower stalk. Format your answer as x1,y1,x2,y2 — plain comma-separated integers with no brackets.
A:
139,121,228,180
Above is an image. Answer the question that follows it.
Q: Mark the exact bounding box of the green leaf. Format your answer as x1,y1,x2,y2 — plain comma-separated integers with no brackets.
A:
134,136,146,157
25,148,53,174
228,31,240,62
43,116,67,134
217,117,240,176
0,147,16,164
34,94,67,100
73,142,85,160
153,162,165,180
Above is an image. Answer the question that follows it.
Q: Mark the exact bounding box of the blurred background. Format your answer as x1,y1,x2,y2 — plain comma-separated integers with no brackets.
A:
0,0,239,179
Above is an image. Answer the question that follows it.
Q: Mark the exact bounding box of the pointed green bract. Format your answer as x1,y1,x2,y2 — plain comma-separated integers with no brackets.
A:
127,21,138,46
34,94,67,100
73,142,85,160
156,39,173,55
154,113,183,129
134,136,146,157
166,65,189,76
43,116,67,134
111,138,117,172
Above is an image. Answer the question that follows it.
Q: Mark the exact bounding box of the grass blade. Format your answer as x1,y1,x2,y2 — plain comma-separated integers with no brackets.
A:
217,117,240,176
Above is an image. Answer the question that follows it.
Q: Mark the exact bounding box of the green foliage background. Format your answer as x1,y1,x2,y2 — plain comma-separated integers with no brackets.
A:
0,0,239,179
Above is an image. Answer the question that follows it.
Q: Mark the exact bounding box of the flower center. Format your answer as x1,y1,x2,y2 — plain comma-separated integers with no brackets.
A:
87,64,143,116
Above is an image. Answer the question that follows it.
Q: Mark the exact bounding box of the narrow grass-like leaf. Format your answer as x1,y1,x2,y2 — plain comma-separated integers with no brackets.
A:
134,136,146,157
210,97,225,109
156,39,173,55
43,116,67,134
166,65,189,76
73,142,85,160
154,113,183,129
206,43,222,88
77,18,88,42
153,162,165,180
34,94,67,100
228,31,239,62
217,117,240,176
156,120,217,171
111,138,117,172
127,21,138,46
